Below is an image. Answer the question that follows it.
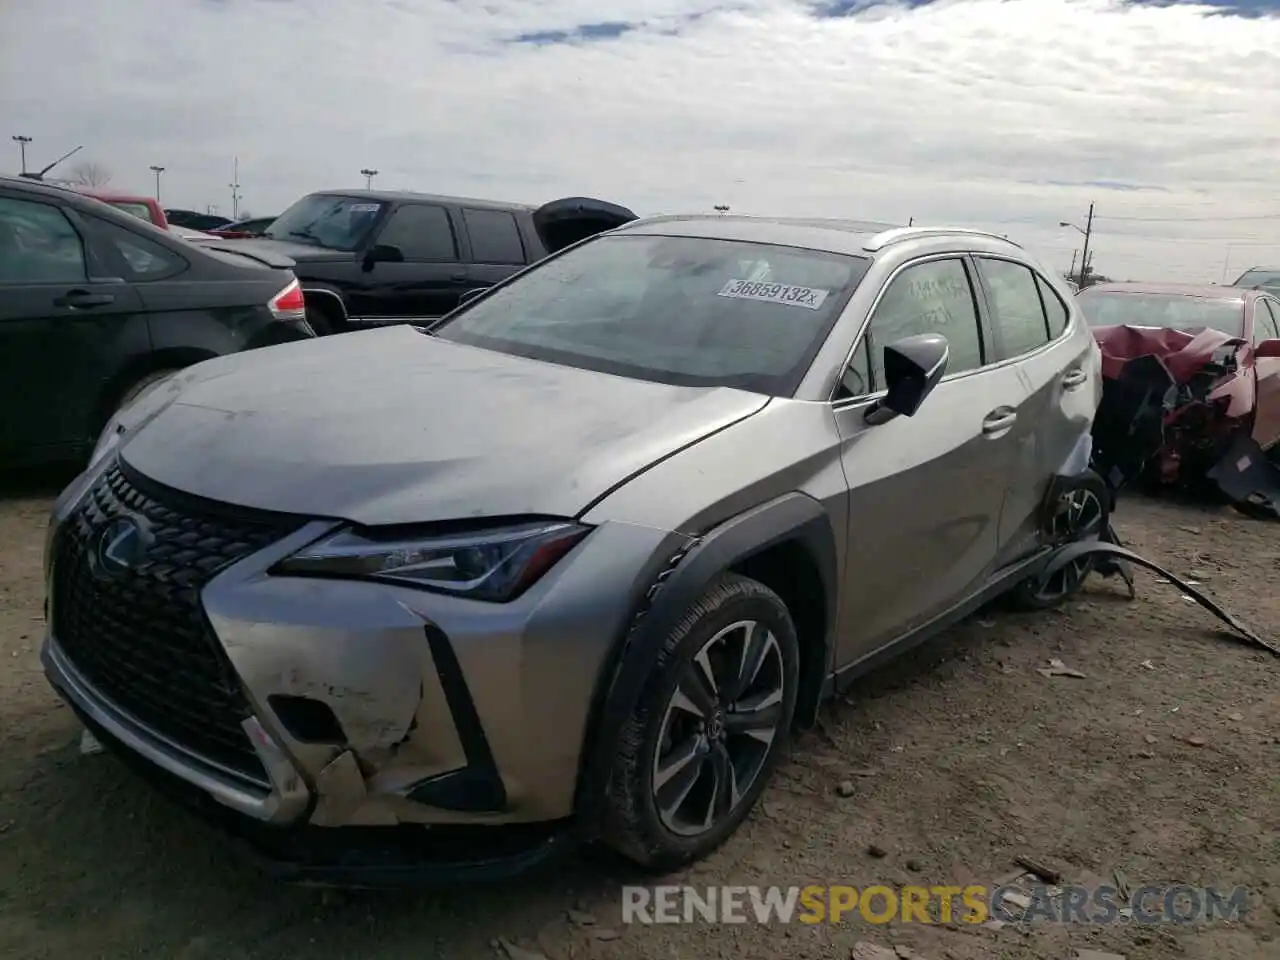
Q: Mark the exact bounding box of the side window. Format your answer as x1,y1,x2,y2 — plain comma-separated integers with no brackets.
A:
85,216,185,280
375,204,457,261
977,258,1050,358
0,196,87,284
463,208,526,265
862,257,985,387
1035,273,1070,338
837,337,874,399
1254,301,1280,344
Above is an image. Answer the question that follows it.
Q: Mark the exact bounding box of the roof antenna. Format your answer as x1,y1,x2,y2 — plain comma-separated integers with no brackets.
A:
21,144,84,180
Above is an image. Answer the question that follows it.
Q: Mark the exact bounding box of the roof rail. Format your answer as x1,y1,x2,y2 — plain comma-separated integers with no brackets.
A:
862,226,1023,253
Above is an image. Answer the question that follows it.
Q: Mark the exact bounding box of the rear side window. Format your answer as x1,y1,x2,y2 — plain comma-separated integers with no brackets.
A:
0,196,86,284
463,208,525,265
976,258,1049,359
376,204,457,261
85,216,185,280
862,257,985,385
1036,274,1070,338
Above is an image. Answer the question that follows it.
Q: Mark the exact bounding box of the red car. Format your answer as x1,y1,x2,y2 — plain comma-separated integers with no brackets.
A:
1077,282,1280,505
73,188,169,230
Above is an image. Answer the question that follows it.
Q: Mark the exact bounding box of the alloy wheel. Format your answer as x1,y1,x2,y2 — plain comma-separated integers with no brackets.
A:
1033,486,1106,601
651,619,786,837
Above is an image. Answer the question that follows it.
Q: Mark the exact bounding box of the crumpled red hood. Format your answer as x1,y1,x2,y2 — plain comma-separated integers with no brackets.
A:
1092,325,1245,384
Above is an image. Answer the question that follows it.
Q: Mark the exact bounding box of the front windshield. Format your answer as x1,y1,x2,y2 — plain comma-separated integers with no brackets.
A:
1076,291,1245,337
1234,268,1280,290
264,194,384,250
431,233,871,395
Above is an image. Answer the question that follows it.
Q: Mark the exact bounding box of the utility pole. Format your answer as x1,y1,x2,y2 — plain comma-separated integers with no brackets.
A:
908,216,914,226
229,156,242,220
361,168,379,189
11,135,31,174
1068,249,1078,279
1077,202,1094,288
149,165,165,203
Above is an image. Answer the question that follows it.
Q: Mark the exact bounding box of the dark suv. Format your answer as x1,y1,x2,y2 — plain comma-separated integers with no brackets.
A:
210,190,637,334
0,176,315,468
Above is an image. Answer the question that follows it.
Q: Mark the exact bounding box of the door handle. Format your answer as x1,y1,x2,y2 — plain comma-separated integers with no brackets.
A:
54,290,115,309
982,408,1018,435
1061,369,1088,389
449,272,468,283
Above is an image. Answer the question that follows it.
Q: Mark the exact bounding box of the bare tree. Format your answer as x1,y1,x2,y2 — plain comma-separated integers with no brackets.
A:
68,162,112,187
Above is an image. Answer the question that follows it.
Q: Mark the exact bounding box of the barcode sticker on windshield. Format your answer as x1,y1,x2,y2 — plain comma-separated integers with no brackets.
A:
718,279,830,310
349,203,380,212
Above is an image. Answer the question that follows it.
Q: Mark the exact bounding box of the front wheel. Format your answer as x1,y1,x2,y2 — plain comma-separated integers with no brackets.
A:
602,574,799,872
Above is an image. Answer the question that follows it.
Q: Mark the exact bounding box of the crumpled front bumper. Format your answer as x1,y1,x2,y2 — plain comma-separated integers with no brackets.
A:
39,459,684,882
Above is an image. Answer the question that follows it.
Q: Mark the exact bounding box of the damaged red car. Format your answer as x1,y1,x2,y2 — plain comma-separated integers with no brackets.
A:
1077,282,1280,513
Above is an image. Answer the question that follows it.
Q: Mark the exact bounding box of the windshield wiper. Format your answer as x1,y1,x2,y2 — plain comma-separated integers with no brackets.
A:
284,229,324,245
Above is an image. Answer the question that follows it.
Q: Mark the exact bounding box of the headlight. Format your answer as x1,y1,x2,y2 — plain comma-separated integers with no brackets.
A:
273,520,592,602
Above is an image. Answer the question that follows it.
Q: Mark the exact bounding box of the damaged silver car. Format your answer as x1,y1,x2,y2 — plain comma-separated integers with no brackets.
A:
42,218,1103,883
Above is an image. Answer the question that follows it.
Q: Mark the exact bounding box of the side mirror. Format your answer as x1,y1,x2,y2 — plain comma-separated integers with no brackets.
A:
864,333,949,426
1256,338,1280,359
458,287,485,306
362,243,404,269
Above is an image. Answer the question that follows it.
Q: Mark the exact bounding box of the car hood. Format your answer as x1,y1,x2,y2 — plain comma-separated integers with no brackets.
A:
205,236,353,263
1092,324,1247,384
118,327,769,526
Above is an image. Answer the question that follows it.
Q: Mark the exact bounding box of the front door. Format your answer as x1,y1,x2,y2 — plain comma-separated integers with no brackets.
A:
349,203,468,320
832,255,1028,666
0,192,148,461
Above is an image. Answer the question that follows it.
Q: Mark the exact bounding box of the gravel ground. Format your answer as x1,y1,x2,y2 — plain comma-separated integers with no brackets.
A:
1,480,1277,960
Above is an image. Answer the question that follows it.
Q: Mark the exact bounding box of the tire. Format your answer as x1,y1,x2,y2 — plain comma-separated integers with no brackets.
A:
1008,469,1111,612
602,573,800,872
305,303,337,336
116,368,182,415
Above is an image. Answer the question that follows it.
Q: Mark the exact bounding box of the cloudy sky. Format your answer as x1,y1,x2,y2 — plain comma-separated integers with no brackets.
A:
3,0,1280,281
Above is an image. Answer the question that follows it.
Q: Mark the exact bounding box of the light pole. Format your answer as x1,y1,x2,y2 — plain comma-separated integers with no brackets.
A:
361,168,379,189
1059,202,1094,288
149,165,165,202
11,135,32,174
229,156,242,219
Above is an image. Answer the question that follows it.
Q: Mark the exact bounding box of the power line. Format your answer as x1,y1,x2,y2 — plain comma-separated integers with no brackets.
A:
1097,212,1280,223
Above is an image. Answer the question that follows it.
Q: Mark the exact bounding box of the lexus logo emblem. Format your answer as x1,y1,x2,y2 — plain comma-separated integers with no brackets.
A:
93,516,150,577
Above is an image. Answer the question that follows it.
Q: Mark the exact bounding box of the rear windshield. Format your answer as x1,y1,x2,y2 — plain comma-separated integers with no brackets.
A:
431,233,871,395
107,201,156,224
265,194,384,251
1076,291,1245,337
1234,268,1280,290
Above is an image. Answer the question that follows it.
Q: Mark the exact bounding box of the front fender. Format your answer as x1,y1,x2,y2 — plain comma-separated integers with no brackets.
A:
575,491,837,831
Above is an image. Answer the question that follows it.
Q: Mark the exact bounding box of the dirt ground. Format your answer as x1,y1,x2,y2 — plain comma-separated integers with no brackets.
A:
1,479,1278,960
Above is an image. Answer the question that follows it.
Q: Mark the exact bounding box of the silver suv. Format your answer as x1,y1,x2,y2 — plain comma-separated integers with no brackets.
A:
42,217,1103,883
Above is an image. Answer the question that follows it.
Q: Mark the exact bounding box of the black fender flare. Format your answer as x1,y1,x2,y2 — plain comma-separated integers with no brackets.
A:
300,285,349,320
576,492,838,830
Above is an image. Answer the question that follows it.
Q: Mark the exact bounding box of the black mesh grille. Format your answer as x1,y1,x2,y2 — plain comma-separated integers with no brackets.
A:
51,462,302,787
